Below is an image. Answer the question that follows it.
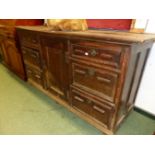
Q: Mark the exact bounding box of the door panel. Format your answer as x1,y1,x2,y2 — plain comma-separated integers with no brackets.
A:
3,39,25,77
41,37,69,99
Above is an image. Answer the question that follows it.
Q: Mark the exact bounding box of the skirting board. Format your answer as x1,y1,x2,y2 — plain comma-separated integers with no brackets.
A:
134,106,155,120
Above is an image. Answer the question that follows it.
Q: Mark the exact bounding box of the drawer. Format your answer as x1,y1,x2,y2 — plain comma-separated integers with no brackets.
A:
71,88,114,128
26,65,43,86
20,32,39,47
72,63,118,102
71,41,124,68
22,47,41,68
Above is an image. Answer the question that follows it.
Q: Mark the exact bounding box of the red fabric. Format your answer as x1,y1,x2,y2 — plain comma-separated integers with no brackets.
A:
86,19,132,30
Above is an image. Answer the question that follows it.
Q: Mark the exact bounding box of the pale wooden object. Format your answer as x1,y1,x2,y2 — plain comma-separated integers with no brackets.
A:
46,19,88,31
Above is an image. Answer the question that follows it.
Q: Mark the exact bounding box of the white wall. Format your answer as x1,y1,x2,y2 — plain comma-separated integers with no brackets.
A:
135,20,155,115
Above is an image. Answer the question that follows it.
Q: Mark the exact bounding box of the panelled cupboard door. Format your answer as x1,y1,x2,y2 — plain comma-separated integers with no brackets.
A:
0,38,10,66
3,39,25,77
41,37,69,98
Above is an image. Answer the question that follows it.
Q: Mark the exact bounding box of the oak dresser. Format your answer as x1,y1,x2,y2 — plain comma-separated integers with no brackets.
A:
16,26,155,134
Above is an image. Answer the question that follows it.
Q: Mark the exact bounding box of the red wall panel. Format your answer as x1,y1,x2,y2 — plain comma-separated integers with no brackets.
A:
15,19,44,26
0,19,43,26
86,19,132,30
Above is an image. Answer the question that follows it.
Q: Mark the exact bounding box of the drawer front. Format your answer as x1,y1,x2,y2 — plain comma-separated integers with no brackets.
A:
71,41,124,68
71,88,114,128
20,32,39,47
26,65,43,86
72,63,118,102
22,47,41,68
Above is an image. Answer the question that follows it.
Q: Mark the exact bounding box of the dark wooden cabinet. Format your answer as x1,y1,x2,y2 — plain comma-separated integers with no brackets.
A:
0,26,26,79
16,26,155,134
0,30,26,79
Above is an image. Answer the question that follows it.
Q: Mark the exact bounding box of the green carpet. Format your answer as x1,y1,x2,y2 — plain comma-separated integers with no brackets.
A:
0,63,154,135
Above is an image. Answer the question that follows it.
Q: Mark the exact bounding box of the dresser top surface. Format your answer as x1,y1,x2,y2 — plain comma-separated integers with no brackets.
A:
16,26,155,43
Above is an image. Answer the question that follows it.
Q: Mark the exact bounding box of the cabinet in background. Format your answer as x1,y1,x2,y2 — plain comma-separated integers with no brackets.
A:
0,26,25,79
0,19,43,80
3,38,25,78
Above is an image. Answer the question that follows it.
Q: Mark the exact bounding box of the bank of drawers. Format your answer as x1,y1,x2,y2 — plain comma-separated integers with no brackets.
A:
20,32,43,86
21,47,41,69
70,40,124,126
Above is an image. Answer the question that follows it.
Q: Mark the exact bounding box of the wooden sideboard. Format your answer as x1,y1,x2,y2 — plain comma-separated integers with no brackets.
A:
0,20,43,80
16,26,155,134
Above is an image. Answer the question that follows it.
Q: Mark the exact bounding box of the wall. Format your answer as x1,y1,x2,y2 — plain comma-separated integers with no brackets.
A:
135,20,155,116
86,19,132,30
0,19,43,26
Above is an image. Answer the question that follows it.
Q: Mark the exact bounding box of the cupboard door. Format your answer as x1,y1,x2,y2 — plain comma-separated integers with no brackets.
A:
0,37,10,65
3,39,25,79
41,37,69,98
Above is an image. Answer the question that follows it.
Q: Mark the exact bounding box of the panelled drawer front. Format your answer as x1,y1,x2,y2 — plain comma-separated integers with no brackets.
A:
22,47,41,68
20,32,39,47
26,65,43,86
72,63,118,102
71,41,124,68
71,88,114,128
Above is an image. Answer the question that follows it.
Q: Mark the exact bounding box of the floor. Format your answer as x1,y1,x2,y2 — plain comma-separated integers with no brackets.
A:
0,64,154,135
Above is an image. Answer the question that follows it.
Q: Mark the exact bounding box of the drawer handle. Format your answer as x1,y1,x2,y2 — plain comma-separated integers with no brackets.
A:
100,53,113,59
31,53,37,58
93,106,105,114
27,70,32,74
90,49,97,56
32,39,37,43
35,74,41,79
74,49,89,56
74,96,84,103
75,69,86,75
96,76,111,83
74,49,84,54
